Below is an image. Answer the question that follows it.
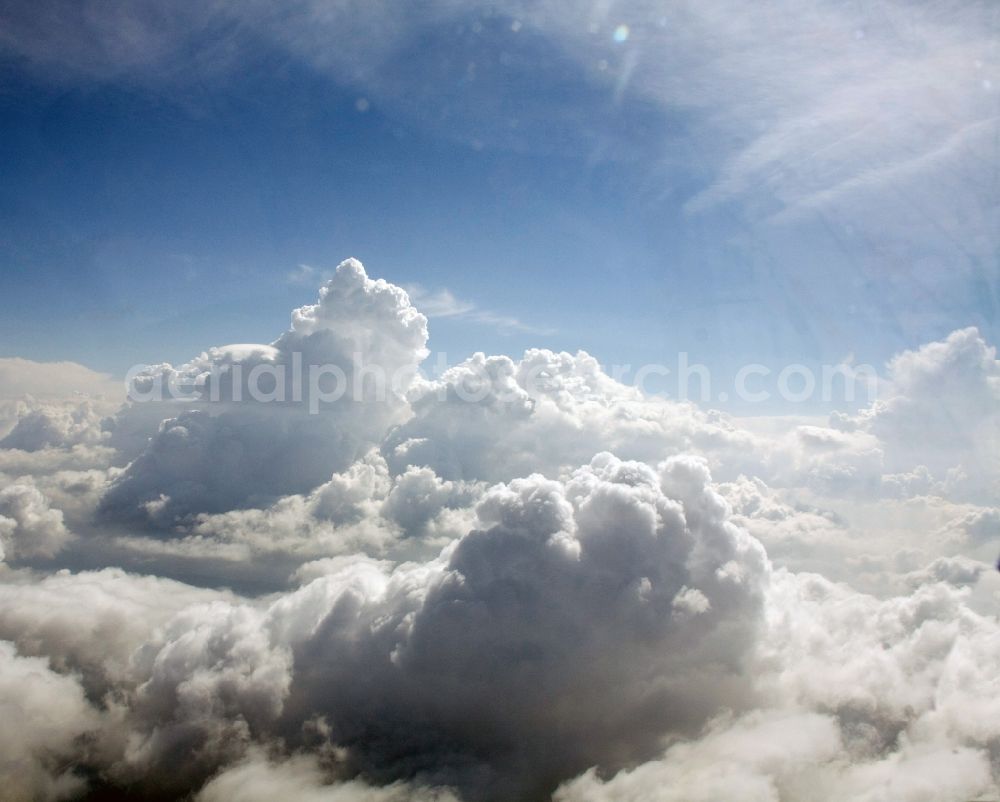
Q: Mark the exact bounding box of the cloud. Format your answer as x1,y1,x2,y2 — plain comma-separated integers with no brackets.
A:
902,554,989,590
261,453,769,798
0,260,998,799
195,751,460,802
0,401,108,452
555,710,994,802
99,258,428,527
556,567,1000,801
287,264,330,286
7,260,988,590
0,450,771,799
291,274,552,337
384,348,762,483
0,360,120,457
0,567,230,694
100,455,484,590
0,641,101,802
2,0,995,268
120,601,294,793
872,327,1000,444
405,284,554,336
402,287,476,319
842,327,1000,500
0,446,996,800
950,507,1000,544
0,357,121,403
0,482,72,561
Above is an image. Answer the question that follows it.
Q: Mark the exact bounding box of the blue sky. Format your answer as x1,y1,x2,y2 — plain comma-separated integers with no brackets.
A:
0,0,997,403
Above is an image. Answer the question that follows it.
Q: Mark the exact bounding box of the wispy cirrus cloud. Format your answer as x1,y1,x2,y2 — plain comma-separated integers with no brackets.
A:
286,264,329,287
3,0,996,266
404,283,555,335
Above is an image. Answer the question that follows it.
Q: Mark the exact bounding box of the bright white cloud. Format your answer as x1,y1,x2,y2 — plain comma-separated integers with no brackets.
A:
0,482,72,561
99,259,428,527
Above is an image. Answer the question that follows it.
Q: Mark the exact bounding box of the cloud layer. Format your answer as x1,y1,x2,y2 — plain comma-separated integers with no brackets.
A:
0,259,997,800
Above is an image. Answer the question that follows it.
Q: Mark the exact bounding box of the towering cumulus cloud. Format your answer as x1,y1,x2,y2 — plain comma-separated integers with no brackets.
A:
99,259,428,526
278,454,767,799
0,260,997,801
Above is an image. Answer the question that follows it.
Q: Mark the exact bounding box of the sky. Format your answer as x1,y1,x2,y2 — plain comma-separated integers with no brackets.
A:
1,0,996,400
1,3,1000,802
